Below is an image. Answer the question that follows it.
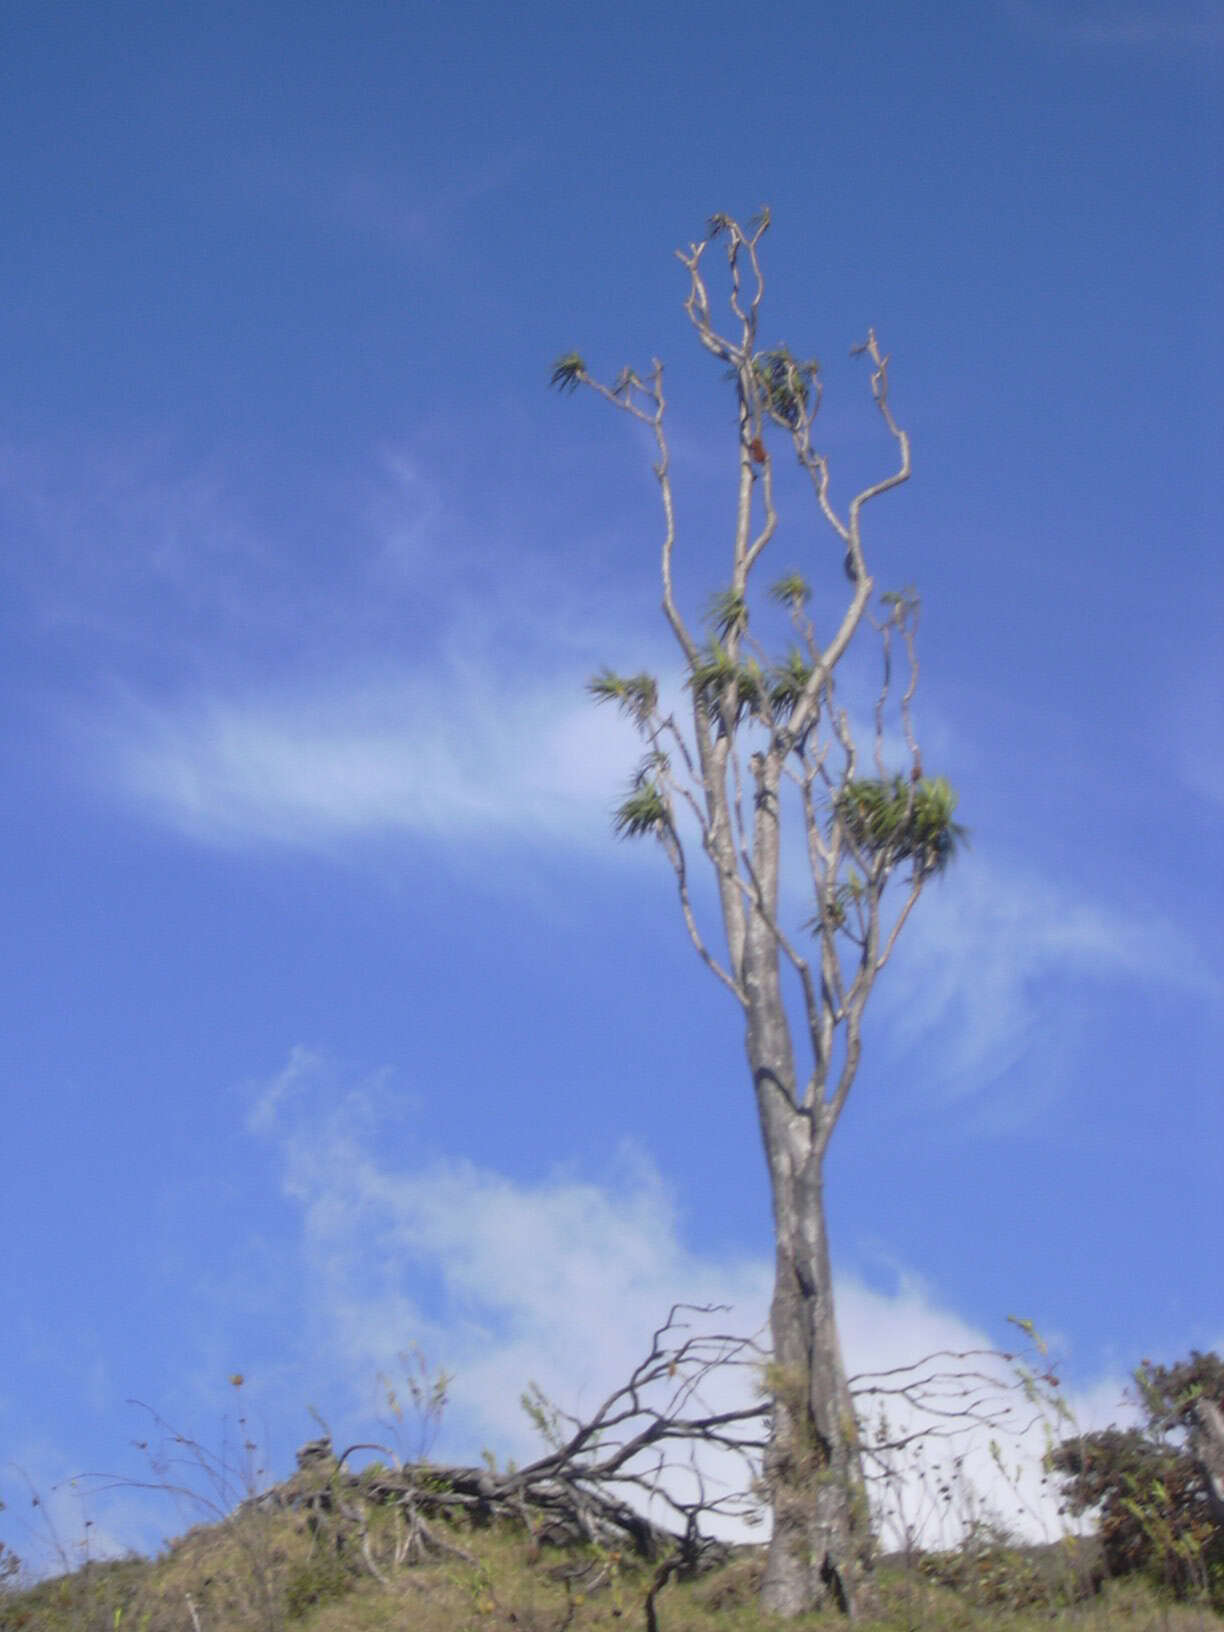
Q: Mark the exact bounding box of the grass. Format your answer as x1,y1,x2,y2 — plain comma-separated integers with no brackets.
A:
4,1334,1220,1631
2,1492,1222,1632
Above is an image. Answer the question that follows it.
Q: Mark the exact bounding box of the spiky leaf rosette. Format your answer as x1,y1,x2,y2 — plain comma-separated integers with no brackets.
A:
549,353,588,394
613,778,669,839
835,775,967,877
588,668,659,727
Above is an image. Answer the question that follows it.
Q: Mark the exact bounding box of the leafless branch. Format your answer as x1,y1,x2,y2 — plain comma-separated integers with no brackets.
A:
659,826,747,1005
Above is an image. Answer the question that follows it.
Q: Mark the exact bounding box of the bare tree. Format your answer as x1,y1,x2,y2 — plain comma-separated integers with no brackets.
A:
552,211,964,1618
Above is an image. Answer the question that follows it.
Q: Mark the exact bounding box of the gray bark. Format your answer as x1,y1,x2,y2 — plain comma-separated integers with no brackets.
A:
736,681,874,1615
748,1019,872,1616
1192,1397,1224,1530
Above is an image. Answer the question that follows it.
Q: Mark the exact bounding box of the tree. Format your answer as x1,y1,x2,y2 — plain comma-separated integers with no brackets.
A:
553,211,964,1619
1049,1350,1224,1605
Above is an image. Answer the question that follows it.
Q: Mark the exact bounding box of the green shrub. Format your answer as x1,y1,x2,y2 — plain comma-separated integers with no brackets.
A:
283,1549,356,1621
1049,1349,1224,1605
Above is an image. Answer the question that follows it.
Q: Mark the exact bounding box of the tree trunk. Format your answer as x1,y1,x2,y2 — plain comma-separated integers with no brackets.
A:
1192,1397,1224,1530
756,1083,873,1617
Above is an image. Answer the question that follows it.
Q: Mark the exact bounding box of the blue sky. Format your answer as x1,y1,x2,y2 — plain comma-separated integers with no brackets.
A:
2,0,1221,1570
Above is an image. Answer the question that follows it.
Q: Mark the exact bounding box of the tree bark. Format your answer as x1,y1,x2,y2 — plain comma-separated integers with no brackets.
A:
756,1104,872,1616
1192,1397,1224,1530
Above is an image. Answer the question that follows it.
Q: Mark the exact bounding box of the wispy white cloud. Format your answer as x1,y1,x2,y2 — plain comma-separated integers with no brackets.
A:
876,853,1219,1104
245,1050,767,1468
29,429,1216,1136
5,422,669,854
95,663,640,852
0,1042,1143,1574
244,1049,1136,1548
94,659,1219,1149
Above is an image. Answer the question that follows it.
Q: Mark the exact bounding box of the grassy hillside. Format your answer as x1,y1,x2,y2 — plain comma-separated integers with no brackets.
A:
5,1339,1222,1631
2,1475,1221,1632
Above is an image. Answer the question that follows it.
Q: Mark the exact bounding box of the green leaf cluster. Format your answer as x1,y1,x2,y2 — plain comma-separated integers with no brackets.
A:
767,648,813,721
610,754,672,840
686,641,818,734
834,775,966,876
687,642,765,731
751,347,819,430
768,573,812,612
704,587,748,642
588,668,659,726
613,781,668,839
549,352,587,394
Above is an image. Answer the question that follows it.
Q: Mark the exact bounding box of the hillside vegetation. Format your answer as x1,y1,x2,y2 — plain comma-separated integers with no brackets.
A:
1,1460,1220,1632
4,1344,1221,1631
0,1502,1219,1632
